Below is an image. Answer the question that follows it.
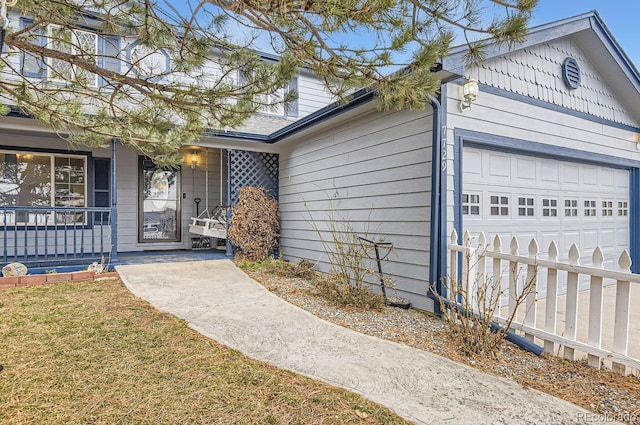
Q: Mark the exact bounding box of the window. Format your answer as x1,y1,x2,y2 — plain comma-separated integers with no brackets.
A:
20,18,46,78
490,195,509,216
542,198,557,217
284,77,299,118
584,200,596,217
518,197,534,217
601,200,613,217
564,199,578,217
0,150,87,225
462,193,480,216
618,201,628,217
48,25,98,86
238,69,290,117
94,158,110,223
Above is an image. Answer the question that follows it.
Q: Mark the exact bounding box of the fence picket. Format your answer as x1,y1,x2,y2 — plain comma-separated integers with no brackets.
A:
544,242,559,355
587,247,605,369
446,231,639,375
463,231,472,310
476,232,487,312
508,237,520,320
524,238,539,343
564,244,581,361
492,235,503,319
613,251,632,375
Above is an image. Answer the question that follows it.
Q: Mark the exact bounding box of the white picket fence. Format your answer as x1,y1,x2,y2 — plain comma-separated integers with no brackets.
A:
447,229,640,375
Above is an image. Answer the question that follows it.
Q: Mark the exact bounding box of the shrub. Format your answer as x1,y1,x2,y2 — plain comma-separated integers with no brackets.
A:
228,186,280,261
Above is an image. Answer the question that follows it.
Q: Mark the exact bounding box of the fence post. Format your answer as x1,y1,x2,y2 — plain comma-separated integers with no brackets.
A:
524,238,539,343
587,247,605,369
564,244,580,361
544,241,559,354
613,250,632,375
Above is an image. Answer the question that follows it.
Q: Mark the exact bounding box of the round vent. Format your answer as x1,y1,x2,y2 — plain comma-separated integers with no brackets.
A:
562,57,581,90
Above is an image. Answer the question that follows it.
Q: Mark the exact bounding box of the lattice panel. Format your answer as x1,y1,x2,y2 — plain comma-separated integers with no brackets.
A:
228,150,279,205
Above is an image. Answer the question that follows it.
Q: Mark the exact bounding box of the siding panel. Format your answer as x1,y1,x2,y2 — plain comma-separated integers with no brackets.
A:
279,107,435,308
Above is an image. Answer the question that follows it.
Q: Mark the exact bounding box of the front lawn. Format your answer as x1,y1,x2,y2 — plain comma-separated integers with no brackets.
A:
0,279,408,424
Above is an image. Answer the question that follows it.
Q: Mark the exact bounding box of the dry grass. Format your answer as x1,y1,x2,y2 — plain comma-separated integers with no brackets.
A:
247,267,640,425
0,279,409,425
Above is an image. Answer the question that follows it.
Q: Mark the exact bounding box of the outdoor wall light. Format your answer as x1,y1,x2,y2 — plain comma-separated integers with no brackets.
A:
191,151,198,169
459,78,479,112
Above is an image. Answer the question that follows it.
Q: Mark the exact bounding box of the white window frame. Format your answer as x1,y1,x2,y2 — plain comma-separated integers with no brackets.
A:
48,25,98,87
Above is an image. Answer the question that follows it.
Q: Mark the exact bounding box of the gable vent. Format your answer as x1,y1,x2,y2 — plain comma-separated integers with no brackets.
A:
562,57,581,90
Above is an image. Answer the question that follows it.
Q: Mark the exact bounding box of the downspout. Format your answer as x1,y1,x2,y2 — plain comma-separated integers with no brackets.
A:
428,93,445,307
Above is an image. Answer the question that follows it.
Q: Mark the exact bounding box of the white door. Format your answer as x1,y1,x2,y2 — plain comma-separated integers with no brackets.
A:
462,147,630,276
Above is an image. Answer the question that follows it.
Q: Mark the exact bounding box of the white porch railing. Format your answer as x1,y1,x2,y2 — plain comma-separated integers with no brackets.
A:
447,229,640,375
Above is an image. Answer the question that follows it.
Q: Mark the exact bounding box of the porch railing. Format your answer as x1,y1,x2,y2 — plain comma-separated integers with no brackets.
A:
1,206,113,267
447,229,640,375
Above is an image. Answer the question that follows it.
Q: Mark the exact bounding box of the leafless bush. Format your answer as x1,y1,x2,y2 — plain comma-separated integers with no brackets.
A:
228,186,280,261
433,245,538,357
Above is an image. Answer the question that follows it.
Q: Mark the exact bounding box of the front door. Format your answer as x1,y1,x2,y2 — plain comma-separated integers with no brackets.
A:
138,158,181,243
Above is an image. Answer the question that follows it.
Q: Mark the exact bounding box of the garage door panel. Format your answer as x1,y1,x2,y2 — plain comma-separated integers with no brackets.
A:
462,147,629,272
600,168,615,188
583,166,598,186
563,164,580,185
488,153,511,178
600,228,616,249
516,158,536,181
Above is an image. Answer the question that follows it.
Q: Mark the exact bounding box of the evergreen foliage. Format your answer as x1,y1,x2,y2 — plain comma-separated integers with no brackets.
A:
0,1,536,165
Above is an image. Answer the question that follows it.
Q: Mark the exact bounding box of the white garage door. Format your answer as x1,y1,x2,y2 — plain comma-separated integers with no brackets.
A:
462,147,630,272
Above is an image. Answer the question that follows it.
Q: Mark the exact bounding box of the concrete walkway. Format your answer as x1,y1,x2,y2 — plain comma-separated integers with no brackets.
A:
117,260,598,425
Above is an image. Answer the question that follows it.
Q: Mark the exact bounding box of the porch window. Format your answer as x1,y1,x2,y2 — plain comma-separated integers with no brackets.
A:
0,150,87,224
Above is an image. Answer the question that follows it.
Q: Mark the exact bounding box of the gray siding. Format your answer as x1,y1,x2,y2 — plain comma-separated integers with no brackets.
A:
278,105,435,310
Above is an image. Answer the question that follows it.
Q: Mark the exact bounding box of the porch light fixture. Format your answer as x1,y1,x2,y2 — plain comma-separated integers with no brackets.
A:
191,151,198,169
459,78,479,112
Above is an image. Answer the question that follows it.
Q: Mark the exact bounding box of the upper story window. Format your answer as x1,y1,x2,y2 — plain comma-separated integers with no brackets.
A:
239,70,298,118
20,18,120,88
48,25,97,86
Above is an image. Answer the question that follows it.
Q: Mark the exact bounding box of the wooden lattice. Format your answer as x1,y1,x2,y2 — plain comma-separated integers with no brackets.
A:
228,150,279,205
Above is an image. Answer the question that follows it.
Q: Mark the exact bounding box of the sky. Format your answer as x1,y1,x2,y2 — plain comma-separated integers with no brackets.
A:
166,1,640,69
529,0,639,68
